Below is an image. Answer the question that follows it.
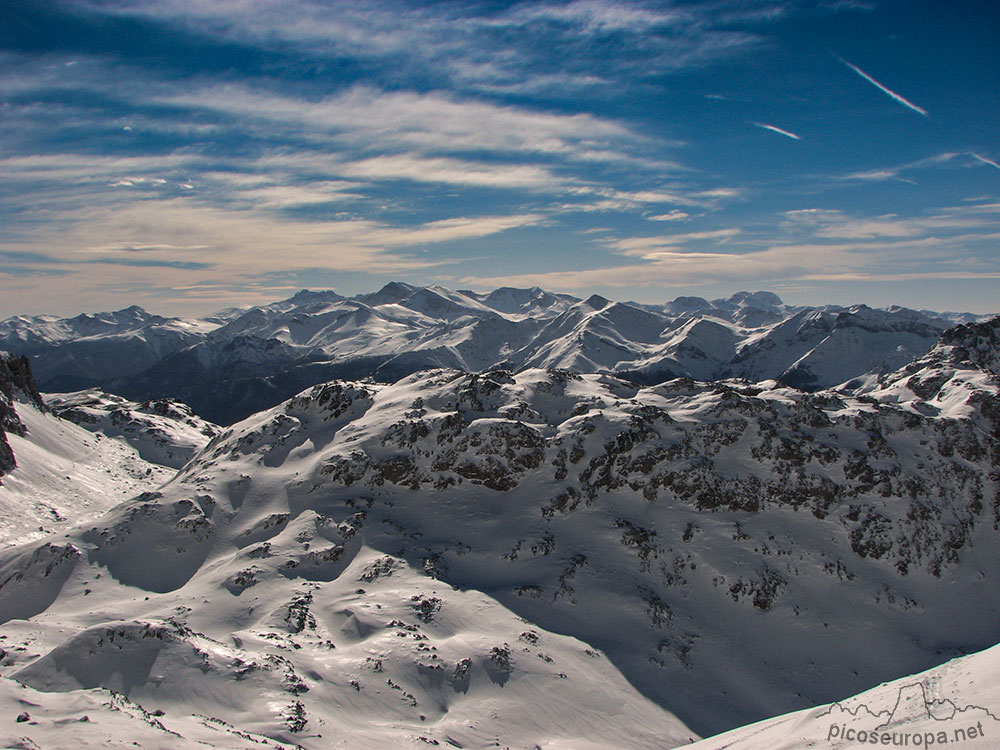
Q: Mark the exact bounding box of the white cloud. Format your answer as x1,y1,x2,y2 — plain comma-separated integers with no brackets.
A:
837,57,929,116
1,196,545,279
753,122,801,140
608,229,742,258
503,1,689,33
235,183,365,208
781,207,1000,239
559,185,740,214
839,153,960,183
162,84,642,164
85,0,764,92
463,204,1000,293
336,154,572,191
648,210,691,222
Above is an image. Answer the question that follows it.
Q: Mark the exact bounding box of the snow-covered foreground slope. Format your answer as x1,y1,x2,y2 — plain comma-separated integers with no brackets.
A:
1,322,998,745
0,400,175,547
688,642,1000,750
0,546,697,749
3,285,987,424
0,352,179,547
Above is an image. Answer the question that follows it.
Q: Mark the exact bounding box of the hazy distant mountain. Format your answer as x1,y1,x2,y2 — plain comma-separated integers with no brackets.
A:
0,305,215,391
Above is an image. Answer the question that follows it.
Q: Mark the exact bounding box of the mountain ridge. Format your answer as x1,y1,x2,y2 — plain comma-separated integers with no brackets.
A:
2,284,991,425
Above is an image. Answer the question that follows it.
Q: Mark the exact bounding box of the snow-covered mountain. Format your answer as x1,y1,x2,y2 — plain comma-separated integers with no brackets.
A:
1,315,999,747
842,315,1000,428
45,390,220,469
1,285,984,424
0,375,700,748
0,307,216,393
0,354,177,547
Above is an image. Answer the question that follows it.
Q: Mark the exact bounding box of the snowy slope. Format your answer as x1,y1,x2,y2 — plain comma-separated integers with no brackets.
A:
687,641,1000,750
0,399,175,547
46,390,220,469
0,545,697,749
0,352,183,546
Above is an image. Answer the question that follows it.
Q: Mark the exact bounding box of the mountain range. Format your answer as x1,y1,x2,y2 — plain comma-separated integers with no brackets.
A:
0,288,998,749
0,284,984,424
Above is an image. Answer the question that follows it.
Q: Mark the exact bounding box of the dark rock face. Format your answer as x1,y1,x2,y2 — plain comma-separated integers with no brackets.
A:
0,352,45,478
921,316,1000,376
0,428,13,477
0,352,44,432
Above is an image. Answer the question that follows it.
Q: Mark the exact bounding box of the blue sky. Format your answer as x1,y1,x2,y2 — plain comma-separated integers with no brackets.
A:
1,0,998,316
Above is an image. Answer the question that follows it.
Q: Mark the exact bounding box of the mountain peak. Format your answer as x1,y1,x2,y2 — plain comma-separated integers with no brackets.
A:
666,295,712,313
358,281,420,307
378,281,417,297
926,315,1000,376
585,293,610,310
726,290,784,307
289,289,343,305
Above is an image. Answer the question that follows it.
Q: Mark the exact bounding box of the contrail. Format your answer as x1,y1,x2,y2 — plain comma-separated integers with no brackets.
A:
838,57,928,116
972,152,1000,171
753,122,801,140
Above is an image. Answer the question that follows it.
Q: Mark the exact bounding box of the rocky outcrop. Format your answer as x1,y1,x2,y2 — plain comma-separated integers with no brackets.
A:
0,351,45,479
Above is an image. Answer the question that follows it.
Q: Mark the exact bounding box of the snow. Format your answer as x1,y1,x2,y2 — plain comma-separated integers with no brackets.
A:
1,298,999,749
0,543,697,749
687,643,1000,749
45,390,220,469
0,400,172,548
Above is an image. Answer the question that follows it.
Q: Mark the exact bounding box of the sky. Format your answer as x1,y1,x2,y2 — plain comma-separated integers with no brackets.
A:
1,0,998,317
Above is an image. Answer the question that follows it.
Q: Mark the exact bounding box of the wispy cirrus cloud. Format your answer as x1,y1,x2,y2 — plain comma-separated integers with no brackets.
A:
838,152,964,183
837,56,929,116
461,202,1000,293
780,206,1000,239
338,155,572,191
461,236,1000,292
161,84,641,159
81,0,767,95
753,122,801,140
3,197,543,270
972,153,1000,171
648,210,691,222
0,197,541,314
607,228,743,258
3,1,996,316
